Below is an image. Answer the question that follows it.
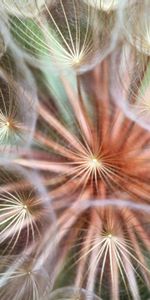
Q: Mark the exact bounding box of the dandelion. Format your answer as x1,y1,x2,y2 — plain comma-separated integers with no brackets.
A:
16,64,150,206
0,255,51,300
0,189,41,253
0,0,150,299
0,95,25,150
0,167,48,254
71,207,150,300
2,0,117,73
14,59,150,298
34,203,150,299
0,67,37,155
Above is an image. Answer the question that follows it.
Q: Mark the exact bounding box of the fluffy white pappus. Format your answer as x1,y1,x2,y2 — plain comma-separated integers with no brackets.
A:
0,163,55,211
40,0,120,73
4,0,121,74
30,198,150,297
40,202,150,299
0,255,51,300
0,164,54,254
0,66,38,157
48,286,102,300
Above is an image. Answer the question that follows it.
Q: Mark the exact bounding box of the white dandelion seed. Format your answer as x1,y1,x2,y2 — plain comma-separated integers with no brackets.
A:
35,0,100,72
72,208,150,300
0,97,25,150
0,255,51,300
0,188,44,253
0,71,37,155
5,0,116,73
0,166,50,254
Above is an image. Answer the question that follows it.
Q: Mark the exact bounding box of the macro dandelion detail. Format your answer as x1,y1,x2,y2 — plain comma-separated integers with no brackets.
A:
0,166,51,255
0,255,51,300
2,0,118,73
0,0,150,300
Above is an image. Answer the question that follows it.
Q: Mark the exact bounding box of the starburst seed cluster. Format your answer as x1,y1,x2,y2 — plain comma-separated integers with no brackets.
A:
0,1,150,300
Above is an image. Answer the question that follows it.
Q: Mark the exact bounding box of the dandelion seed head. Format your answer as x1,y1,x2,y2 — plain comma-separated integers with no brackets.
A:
0,71,37,155
40,0,102,73
32,73,150,297
0,113,22,149
0,0,150,298
0,167,49,254
5,0,118,73
0,255,51,300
